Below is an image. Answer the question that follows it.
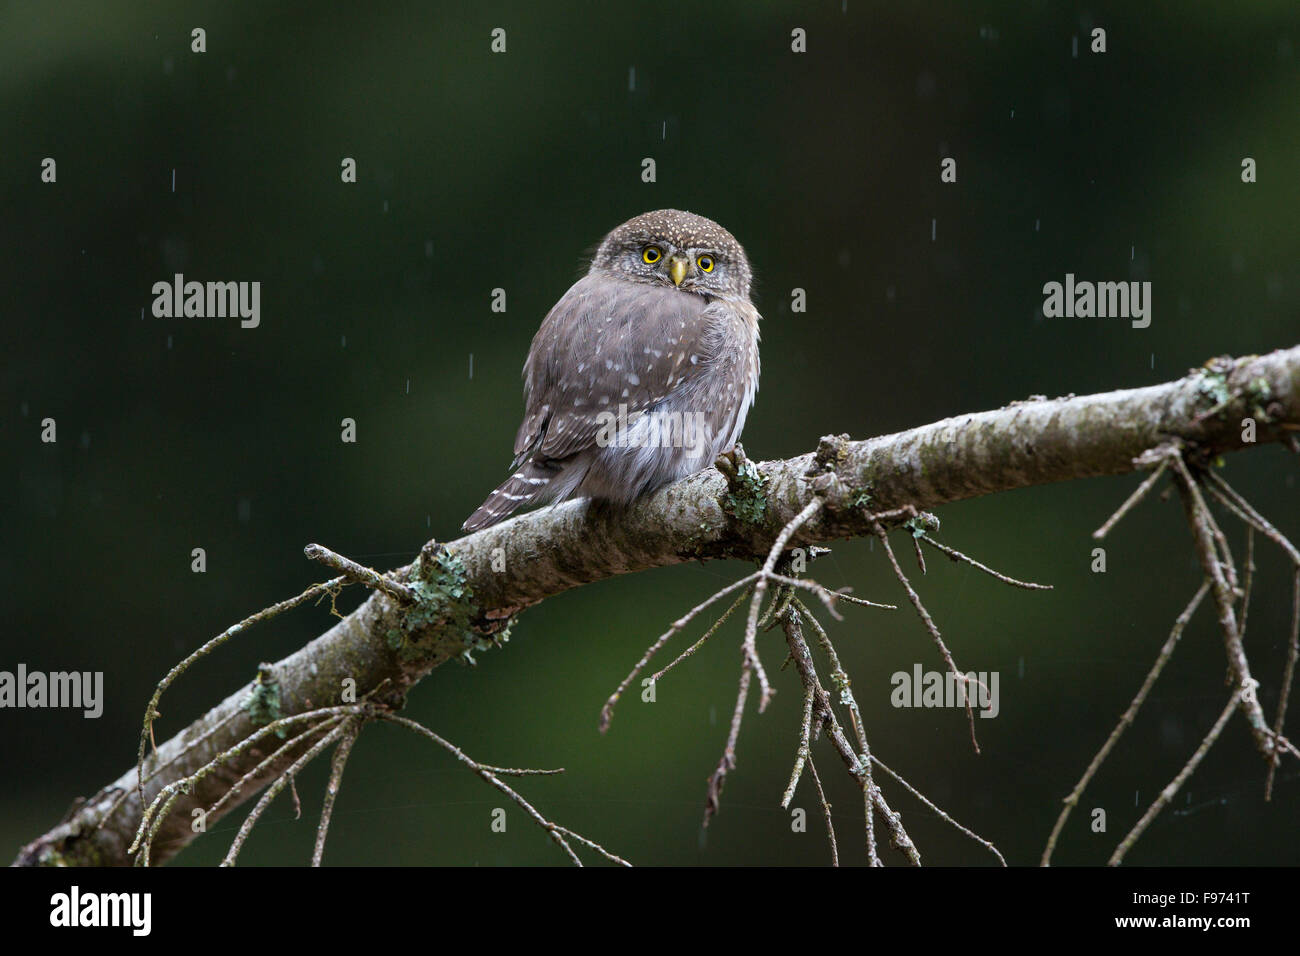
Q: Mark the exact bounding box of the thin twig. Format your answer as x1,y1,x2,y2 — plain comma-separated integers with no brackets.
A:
130,705,367,862
767,573,897,612
222,721,349,866
919,535,1053,590
1041,580,1209,865
135,575,349,806
376,713,629,866
205,716,346,820
304,543,416,604
871,514,981,753
872,787,921,866
1240,527,1255,642
1170,455,1271,755
796,603,868,753
600,572,759,733
870,754,1006,866
807,757,839,867
1267,567,1300,801
1200,471,1300,795
704,644,753,826
100,709,243,829
313,717,362,867
1093,453,1173,539
782,605,925,864
649,586,751,684
1204,471,1300,564
781,685,817,809
1108,688,1243,866
742,499,825,712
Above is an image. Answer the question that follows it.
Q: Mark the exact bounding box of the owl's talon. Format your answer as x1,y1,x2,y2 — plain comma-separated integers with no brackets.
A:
714,448,737,479
714,442,749,478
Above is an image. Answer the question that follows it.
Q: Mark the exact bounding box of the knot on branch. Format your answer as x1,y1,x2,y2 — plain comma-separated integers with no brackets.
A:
1191,354,1290,431
803,434,877,516
807,433,852,476
715,443,770,526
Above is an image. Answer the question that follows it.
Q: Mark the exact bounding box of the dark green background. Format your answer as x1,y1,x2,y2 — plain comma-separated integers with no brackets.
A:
3,1,1297,866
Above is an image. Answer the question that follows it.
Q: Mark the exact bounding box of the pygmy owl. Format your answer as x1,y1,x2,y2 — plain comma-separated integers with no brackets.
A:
462,209,761,533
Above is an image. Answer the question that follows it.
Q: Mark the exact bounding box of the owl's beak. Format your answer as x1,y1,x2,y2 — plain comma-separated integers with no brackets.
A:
668,255,689,287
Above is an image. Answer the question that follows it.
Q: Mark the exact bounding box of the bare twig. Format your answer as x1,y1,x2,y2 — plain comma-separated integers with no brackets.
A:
781,685,818,809
1093,451,1173,539
1267,567,1300,801
767,573,897,613
650,586,750,684
1204,470,1300,565
204,716,346,821
704,643,753,826
134,575,349,806
742,498,826,711
304,543,416,603
919,534,1053,590
376,713,629,866
1041,581,1209,866
1239,527,1255,642
222,720,349,866
1200,471,1300,797
870,754,1006,866
313,717,362,867
600,572,759,733
871,511,981,753
807,758,839,867
871,787,921,866
796,603,867,752
1170,455,1272,755
130,706,365,863
1109,688,1244,866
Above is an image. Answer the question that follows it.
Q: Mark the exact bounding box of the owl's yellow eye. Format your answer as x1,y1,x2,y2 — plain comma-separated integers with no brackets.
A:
642,246,662,264
697,255,714,272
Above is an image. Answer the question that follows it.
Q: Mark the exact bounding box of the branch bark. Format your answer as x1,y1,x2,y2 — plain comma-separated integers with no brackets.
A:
14,344,1300,867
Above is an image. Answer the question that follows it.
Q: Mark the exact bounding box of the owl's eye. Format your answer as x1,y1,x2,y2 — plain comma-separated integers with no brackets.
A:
697,255,714,273
642,246,663,264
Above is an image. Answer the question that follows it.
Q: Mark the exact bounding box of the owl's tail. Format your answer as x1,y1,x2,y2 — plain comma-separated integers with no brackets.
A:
461,459,557,533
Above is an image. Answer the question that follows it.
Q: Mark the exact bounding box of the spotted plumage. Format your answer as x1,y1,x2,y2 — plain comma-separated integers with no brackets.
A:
462,209,761,533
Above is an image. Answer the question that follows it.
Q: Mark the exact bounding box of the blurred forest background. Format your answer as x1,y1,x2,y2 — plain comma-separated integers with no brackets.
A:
3,0,1298,865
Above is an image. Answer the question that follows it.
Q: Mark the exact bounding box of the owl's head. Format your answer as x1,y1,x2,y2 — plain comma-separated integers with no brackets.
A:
591,209,752,301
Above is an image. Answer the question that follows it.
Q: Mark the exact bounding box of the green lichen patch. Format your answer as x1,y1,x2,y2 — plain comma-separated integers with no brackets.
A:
1246,376,1275,422
1195,367,1231,411
244,665,286,738
723,460,770,525
904,512,941,538
460,618,513,667
388,544,510,667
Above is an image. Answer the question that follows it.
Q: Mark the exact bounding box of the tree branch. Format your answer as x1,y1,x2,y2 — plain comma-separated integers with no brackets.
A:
14,344,1299,866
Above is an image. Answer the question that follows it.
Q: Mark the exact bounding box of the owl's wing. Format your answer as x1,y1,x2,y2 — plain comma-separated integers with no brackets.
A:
514,272,715,463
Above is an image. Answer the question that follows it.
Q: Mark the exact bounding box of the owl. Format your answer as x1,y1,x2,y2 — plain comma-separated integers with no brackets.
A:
462,209,761,533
